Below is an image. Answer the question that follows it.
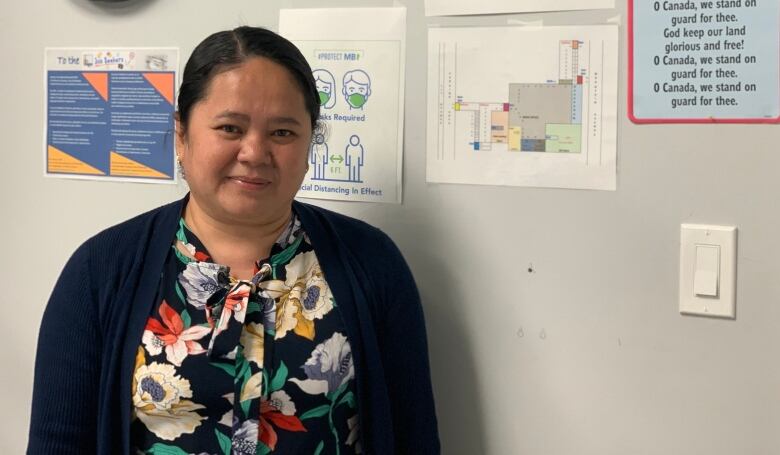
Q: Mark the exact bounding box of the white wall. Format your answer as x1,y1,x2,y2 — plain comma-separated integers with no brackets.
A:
3,1,780,454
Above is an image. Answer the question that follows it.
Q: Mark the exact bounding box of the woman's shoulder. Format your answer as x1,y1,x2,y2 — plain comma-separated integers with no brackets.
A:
76,198,183,268
47,199,184,325
293,200,394,249
292,200,412,283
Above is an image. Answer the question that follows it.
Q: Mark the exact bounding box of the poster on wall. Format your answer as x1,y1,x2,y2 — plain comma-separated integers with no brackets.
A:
280,7,405,203
427,25,619,191
425,0,615,17
44,48,179,182
629,0,780,123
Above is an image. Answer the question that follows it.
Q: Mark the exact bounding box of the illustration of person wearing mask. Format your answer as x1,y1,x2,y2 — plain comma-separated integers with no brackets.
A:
309,132,329,180
345,134,365,182
342,70,371,110
313,69,337,109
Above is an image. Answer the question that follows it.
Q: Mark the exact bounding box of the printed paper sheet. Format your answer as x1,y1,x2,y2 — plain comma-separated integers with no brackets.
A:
280,8,406,203
45,48,178,182
427,26,619,190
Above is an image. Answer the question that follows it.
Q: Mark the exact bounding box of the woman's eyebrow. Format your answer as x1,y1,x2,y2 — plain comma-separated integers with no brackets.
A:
269,116,303,126
215,111,302,126
215,110,249,121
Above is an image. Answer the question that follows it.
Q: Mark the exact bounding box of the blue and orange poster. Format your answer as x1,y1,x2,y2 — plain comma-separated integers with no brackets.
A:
45,48,179,182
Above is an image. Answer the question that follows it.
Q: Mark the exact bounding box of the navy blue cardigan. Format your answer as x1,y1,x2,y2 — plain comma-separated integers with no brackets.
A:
28,197,439,454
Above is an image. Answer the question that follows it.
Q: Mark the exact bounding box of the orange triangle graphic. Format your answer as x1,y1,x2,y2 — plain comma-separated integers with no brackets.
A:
110,151,170,179
82,72,109,101
47,145,105,175
143,73,175,105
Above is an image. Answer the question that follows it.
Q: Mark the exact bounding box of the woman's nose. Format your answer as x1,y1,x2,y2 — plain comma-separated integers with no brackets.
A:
237,134,273,166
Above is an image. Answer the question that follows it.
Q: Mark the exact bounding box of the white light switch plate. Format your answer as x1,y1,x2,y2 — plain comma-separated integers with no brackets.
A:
679,224,737,318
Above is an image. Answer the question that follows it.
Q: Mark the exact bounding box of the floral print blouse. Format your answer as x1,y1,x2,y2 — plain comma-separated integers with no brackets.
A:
131,214,361,455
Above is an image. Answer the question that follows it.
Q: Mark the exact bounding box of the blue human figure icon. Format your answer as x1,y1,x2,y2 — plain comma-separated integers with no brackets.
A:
313,69,337,109
309,133,328,180
344,134,364,182
342,70,371,110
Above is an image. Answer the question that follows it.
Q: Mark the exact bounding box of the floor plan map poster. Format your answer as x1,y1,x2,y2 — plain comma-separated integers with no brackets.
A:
45,48,178,183
280,8,405,203
427,26,619,190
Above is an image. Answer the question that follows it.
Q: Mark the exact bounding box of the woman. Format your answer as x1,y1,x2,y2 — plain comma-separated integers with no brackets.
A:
28,27,439,455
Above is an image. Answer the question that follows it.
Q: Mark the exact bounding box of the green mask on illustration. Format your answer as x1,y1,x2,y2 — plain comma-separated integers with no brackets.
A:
348,93,367,108
318,91,330,106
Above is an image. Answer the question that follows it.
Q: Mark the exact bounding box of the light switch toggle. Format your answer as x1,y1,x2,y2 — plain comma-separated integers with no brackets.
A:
679,224,736,318
693,244,720,297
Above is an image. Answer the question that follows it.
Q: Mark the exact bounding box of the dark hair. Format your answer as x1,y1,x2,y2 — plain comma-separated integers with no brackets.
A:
178,26,320,131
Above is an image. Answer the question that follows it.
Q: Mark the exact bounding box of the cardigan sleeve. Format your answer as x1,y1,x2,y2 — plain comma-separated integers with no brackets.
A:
28,242,101,454
372,234,441,454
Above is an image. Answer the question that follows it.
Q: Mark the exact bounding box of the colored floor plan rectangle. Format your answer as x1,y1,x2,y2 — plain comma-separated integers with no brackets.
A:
508,83,582,153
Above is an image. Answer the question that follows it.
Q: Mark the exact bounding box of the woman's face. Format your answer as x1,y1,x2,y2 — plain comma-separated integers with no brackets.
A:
177,57,312,226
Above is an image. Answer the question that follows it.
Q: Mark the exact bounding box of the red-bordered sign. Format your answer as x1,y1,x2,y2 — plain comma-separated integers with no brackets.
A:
627,0,780,124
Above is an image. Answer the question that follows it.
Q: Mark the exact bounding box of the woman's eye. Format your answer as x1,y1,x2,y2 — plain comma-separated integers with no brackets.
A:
218,125,241,134
273,129,294,137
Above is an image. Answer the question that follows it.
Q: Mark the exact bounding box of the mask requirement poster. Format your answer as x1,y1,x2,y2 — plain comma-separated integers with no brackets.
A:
280,7,406,203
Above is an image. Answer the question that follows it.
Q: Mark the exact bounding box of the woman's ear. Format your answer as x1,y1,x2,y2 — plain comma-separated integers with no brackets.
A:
174,112,187,179
174,112,186,154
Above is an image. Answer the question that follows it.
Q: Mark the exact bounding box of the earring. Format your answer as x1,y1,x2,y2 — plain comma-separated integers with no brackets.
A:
176,155,185,179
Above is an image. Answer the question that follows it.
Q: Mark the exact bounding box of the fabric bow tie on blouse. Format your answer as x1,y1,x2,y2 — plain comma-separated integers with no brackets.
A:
173,216,305,443
206,263,272,361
